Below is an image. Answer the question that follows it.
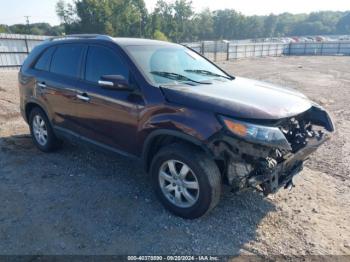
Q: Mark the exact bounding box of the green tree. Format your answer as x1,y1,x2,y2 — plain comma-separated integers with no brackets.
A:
151,0,176,40
0,24,7,33
192,9,213,40
173,0,194,42
213,9,246,39
263,14,278,37
53,2,349,40
56,0,78,33
337,12,350,34
153,30,169,41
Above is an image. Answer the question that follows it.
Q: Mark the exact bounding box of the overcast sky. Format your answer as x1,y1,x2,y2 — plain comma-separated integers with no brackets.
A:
0,0,349,26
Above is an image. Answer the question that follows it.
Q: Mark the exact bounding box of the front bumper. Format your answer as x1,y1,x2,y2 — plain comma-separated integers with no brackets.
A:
246,134,330,195
209,121,332,196
209,105,334,195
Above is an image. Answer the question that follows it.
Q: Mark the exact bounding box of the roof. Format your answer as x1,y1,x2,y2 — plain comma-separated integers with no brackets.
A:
112,37,179,47
46,34,179,47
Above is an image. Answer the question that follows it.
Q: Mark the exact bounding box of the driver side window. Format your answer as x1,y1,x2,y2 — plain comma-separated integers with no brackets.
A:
85,45,129,83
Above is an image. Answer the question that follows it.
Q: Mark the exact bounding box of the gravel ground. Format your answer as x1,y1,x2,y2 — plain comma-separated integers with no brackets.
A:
0,56,349,256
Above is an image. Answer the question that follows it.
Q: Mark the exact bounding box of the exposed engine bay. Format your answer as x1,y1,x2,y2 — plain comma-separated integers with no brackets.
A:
210,106,334,196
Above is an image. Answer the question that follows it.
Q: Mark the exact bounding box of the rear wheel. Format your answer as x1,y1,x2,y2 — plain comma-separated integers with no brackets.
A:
29,107,61,152
150,143,221,219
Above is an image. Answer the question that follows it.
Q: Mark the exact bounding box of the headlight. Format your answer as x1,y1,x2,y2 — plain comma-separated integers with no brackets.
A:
220,116,292,151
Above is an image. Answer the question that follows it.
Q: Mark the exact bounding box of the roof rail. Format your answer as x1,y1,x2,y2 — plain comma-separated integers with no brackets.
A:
46,34,114,42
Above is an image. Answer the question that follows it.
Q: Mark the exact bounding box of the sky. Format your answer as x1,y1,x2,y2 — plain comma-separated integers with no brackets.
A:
0,0,349,26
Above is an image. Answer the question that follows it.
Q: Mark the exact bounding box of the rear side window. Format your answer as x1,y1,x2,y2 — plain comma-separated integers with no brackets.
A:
34,47,56,71
50,44,84,78
85,46,128,83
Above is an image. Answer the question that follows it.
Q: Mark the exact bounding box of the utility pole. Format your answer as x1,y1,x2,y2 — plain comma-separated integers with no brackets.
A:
24,16,30,34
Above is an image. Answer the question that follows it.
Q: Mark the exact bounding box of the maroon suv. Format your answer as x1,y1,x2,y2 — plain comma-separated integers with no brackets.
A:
19,35,334,218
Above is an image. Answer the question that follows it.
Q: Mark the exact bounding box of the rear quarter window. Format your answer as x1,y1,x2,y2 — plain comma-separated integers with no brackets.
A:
34,47,56,71
50,44,85,78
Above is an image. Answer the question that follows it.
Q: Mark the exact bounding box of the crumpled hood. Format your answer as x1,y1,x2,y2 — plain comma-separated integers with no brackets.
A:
161,77,313,120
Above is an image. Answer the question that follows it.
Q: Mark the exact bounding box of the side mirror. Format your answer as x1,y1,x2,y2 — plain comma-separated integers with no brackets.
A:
98,75,131,90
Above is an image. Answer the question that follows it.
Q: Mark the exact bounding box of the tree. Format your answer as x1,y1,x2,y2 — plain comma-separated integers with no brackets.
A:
337,12,350,34
192,9,213,40
151,0,176,40
263,14,278,37
0,25,7,33
51,4,350,40
153,30,169,41
56,0,78,34
173,0,194,42
212,9,246,39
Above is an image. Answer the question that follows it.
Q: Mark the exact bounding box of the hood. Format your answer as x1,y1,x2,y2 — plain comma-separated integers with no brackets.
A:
161,77,312,120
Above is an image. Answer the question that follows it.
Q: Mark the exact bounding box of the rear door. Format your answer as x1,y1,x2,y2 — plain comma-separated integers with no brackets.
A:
42,44,86,133
74,44,144,155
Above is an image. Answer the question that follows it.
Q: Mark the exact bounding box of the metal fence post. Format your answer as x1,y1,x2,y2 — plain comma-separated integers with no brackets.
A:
288,43,291,55
24,36,29,54
201,42,204,55
337,42,341,55
226,42,230,61
320,42,324,55
275,44,278,56
214,41,217,62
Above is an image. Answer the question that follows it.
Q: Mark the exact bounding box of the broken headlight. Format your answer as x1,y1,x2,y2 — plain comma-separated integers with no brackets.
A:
220,116,292,151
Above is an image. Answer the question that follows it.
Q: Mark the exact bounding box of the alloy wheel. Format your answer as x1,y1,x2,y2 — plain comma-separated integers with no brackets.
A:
159,160,200,208
32,115,48,146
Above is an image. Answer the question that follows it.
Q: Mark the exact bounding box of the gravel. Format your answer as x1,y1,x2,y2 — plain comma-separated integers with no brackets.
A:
0,56,349,256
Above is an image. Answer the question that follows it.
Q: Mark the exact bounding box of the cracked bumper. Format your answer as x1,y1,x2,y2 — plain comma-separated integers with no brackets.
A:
248,134,331,194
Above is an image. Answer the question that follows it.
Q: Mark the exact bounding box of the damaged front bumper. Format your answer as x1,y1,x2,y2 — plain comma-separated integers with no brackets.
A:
210,106,334,196
246,134,330,195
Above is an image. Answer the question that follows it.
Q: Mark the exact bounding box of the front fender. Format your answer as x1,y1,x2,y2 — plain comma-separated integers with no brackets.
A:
139,106,223,168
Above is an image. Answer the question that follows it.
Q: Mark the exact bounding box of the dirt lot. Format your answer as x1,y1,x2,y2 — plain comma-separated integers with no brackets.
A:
0,56,349,256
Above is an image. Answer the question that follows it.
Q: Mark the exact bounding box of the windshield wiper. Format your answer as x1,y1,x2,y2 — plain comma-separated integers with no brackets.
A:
150,71,211,85
185,69,232,80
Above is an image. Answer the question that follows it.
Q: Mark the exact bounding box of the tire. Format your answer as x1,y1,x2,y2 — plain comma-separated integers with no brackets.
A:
29,107,62,152
150,143,222,219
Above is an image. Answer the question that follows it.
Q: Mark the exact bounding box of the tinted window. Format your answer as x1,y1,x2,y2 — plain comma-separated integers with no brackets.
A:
50,44,84,78
34,47,56,71
85,46,128,83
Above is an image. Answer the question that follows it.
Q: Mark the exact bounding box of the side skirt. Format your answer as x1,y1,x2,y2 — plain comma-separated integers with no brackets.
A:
53,126,140,161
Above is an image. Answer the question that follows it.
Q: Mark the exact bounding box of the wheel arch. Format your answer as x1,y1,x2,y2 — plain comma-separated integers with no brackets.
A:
24,101,49,123
142,129,213,172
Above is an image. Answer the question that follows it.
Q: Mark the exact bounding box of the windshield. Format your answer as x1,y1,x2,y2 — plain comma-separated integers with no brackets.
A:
125,45,232,86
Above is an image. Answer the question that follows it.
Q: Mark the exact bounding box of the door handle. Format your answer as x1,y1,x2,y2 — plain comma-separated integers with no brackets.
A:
38,82,46,88
76,93,90,102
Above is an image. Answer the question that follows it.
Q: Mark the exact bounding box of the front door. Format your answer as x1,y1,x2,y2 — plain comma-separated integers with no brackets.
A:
74,44,144,155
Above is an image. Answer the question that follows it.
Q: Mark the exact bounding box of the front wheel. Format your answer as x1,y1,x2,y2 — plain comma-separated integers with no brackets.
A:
150,143,222,219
